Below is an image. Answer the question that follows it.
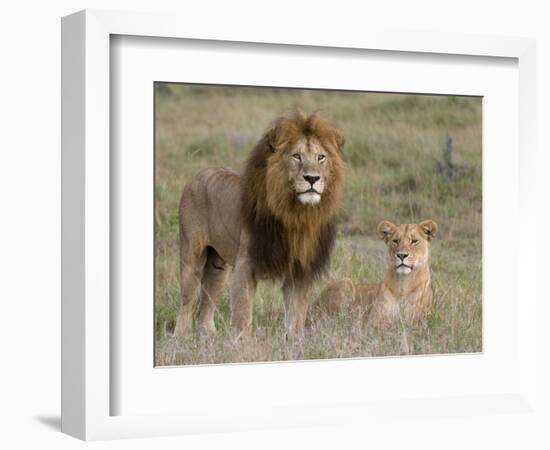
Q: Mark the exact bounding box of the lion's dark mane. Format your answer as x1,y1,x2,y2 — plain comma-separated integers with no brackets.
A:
242,201,337,281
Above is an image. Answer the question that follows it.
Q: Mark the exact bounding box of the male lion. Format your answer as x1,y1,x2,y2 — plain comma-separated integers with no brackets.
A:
174,113,345,337
318,220,438,326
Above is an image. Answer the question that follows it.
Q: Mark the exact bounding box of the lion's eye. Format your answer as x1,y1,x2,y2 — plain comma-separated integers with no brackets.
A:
318,154,326,162
292,154,301,161
392,239,399,245
412,239,419,245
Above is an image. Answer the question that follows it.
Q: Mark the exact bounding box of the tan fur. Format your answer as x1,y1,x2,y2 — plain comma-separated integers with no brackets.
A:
174,113,345,337
318,220,438,327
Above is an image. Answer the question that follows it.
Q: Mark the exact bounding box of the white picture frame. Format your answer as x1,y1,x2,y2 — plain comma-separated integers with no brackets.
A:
61,9,537,441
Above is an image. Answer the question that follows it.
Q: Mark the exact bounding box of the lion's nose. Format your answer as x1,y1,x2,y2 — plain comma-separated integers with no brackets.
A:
303,175,320,186
397,252,409,261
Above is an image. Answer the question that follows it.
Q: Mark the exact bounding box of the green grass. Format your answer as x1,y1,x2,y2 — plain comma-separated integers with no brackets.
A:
154,83,482,365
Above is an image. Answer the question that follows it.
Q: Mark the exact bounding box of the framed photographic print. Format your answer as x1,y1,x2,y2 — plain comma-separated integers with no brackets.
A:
61,9,537,441
153,83,482,367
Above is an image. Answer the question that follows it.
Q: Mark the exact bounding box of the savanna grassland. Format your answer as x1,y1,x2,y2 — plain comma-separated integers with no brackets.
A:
154,84,482,366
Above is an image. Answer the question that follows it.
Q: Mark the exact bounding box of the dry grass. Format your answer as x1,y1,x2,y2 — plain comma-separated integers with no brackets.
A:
154,84,482,366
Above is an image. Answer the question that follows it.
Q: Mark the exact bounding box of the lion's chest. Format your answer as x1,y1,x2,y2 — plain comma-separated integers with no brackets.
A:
246,215,336,281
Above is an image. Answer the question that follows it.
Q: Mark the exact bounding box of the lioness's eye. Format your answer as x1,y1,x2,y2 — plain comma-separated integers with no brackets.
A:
292,154,301,161
392,239,399,244
412,239,419,245
318,154,326,162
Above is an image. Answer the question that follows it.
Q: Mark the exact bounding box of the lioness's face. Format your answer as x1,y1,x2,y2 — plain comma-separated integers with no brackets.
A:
287,137,329,205
378,220,438,275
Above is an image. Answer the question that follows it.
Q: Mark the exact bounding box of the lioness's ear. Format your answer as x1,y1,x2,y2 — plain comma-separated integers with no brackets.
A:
377,221,396,242
419,220,438,241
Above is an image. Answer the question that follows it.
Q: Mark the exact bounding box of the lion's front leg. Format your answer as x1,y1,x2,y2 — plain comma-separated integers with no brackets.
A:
282,278,313,337
229,255,257,338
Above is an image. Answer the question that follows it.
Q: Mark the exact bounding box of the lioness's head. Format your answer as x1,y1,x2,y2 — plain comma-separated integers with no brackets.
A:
262,112,345,212
377,220,438,275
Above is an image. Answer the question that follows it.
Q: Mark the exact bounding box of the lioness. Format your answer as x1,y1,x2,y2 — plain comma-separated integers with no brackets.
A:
318,220,438,326
174,113,345,337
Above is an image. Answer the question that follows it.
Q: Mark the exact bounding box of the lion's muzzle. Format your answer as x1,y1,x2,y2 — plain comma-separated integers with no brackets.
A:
296,174,324,205
297,190,321,205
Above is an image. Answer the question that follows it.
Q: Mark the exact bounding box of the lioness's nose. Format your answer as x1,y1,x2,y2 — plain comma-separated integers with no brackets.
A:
303,175,320,186
397,252,409,261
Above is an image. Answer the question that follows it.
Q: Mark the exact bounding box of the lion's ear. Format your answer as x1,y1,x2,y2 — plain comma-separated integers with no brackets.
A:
265,116,295,152
334,128,345,154
265,124,280,152
419,220,438,241
377,221,396,242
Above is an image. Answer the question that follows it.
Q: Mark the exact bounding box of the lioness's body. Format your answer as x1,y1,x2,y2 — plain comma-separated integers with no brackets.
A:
319,220,438,326
174,113,345,337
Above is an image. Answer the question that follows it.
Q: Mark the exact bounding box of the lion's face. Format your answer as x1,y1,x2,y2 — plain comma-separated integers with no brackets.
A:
258,113,344,225
286,137,329,205
378,220,438,275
